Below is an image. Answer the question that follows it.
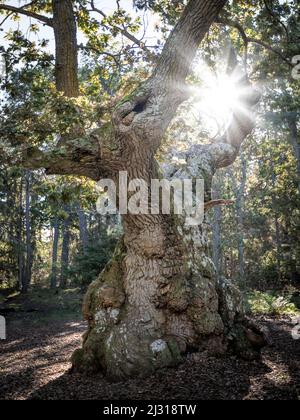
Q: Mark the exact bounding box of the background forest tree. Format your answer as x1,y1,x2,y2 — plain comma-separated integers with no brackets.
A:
0,0,299,379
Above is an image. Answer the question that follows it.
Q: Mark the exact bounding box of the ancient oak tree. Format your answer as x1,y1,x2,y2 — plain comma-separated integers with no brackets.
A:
0,0,267,379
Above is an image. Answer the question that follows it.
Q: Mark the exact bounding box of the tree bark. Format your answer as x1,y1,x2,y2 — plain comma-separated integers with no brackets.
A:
270,160,282,282
72,162,266,379
60,207,71,289
52,0,79,97
50,218,60,289
77,203,89,254
287,117,300,196
212,177,223,278
22,171,33,293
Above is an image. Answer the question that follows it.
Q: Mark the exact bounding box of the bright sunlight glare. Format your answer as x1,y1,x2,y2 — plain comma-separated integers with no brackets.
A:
192,63,245,137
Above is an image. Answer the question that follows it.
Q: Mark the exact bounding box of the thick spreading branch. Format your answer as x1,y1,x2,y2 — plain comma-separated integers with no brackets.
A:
20,146,101,179
153,0,228,84
0,2,52,26
113,0,229,149
2,126,123,180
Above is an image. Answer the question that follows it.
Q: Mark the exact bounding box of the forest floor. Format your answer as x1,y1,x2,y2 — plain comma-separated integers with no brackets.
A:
0,289,300,400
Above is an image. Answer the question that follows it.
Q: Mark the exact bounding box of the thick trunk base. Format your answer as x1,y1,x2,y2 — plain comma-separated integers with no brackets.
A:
72,220,268,380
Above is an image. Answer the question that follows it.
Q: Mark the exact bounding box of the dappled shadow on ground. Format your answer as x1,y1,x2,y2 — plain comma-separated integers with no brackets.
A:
242,318,300,400
0,314,299,400
0,315,86,400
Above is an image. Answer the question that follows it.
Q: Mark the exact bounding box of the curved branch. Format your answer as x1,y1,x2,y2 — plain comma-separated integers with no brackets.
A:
263,0,289,42
204,199,234,211
215,17,292,68
247,37,292,68
0,10,13,27
0,3,53,26
210,83,261,169
215,17,248,45
1,126,123,180
78,44,121,67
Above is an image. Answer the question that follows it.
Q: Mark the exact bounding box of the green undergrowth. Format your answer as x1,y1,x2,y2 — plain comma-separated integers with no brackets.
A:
1,287,84,324
245,289,300,317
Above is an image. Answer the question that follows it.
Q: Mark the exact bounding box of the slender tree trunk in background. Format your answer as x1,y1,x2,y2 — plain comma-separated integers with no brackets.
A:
236,153,247,286
95,214,104,241
77,203,89,253
6,174,16,280
17,177,24,291
212,177,222,278
60,208,71,289
288,117,300,196
51,0,78,287
22,171,34,293
52,0,79,97
0,171,19,286
283,218,299,284
229,153,246,286
50,218,60,289
270,160,282,282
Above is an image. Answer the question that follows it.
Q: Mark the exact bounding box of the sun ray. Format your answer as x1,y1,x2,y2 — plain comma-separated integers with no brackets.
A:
192,61,253,138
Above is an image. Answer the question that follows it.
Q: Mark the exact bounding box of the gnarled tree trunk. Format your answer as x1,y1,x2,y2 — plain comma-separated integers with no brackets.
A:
72,139,266,380
70,0,268,380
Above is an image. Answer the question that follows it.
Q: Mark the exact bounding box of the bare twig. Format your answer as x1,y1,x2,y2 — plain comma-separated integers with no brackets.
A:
204,199,235,211
0,11,13,27
89,0,155,61
263,0,289,42
78,44,121,66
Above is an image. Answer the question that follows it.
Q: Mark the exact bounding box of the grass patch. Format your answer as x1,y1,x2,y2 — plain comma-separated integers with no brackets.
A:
1,287,84,325
27,287,83,312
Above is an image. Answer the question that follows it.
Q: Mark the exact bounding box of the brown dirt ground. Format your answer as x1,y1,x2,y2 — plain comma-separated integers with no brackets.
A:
0,313,299,400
